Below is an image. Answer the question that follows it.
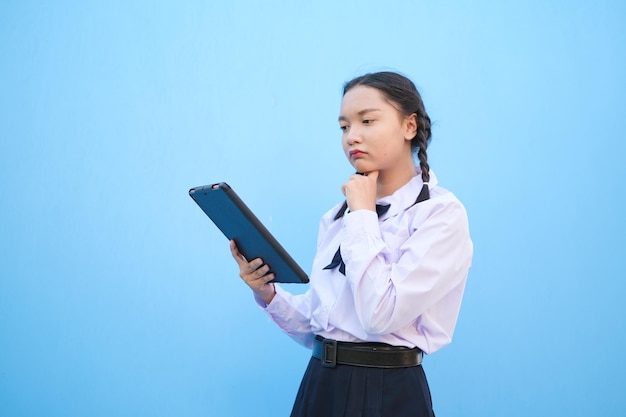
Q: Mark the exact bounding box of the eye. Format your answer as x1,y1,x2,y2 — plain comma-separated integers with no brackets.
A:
363,119,373,125
339,124,348,132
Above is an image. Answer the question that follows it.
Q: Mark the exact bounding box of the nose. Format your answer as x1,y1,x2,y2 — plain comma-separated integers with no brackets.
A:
345,126,362,145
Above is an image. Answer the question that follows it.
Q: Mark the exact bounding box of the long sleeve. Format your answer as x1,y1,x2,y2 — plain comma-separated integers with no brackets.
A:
250,173,473,354
340,194,473,337
255,287,316,348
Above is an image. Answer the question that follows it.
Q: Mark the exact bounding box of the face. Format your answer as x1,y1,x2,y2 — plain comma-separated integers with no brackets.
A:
339,85,416,176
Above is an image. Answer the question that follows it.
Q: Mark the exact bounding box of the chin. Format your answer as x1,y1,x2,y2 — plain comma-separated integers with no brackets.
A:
352,160,365,170
354,162,375,174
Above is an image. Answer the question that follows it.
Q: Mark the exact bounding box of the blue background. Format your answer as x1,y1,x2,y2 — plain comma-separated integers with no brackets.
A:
1,1,625,416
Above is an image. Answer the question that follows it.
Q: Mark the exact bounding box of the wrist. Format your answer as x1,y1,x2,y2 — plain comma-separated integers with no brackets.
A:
261,284,276,305
346,199,375,213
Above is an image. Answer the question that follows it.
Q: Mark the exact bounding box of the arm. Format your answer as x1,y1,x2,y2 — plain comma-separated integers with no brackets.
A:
341,198,473,335
258,287,316,348
230,240,316,348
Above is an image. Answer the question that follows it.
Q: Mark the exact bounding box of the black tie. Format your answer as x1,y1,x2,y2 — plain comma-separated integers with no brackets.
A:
323,183,430,276
323,203,391,275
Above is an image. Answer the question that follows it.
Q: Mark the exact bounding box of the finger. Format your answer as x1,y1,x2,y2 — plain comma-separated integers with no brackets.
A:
366,170,379,182
229,240,247,265
243,263,271,284
245,259,262,276
256,264,270,278
246,258,265,274
255,266,275,283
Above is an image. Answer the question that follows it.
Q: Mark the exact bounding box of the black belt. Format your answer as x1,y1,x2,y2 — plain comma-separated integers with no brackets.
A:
312,336,422,369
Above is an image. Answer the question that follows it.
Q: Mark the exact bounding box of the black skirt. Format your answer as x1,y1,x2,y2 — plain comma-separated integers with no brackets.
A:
290,356,435,417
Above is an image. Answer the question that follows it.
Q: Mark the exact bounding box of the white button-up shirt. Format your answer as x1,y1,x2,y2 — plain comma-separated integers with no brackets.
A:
257,172,473,354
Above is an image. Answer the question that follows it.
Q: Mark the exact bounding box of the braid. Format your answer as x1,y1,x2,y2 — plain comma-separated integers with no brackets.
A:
415,107,431,183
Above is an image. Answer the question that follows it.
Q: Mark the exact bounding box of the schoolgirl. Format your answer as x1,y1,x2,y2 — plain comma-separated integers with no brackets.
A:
230,71,473,417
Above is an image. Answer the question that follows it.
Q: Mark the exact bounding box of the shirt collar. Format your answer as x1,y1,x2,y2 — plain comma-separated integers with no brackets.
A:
376,170,437,219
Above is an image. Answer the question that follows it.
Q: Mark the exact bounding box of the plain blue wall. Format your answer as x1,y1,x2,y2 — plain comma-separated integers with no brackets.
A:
1,1,625,416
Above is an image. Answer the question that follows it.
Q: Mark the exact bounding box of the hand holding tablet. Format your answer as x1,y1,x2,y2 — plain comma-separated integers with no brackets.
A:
189,183,309,284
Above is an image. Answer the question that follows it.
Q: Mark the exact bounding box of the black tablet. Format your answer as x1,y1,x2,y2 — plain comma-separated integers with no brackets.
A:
189,182,309,284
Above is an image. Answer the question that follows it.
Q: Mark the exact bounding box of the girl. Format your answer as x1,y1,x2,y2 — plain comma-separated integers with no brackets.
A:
230,71,473,417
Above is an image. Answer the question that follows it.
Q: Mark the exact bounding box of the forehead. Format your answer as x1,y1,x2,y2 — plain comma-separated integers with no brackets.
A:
339,85,396,115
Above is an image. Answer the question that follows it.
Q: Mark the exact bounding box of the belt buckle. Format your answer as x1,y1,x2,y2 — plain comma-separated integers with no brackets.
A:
321,339,337,368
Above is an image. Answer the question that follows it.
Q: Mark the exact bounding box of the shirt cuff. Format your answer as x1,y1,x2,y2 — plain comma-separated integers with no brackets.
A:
343,209,381,238
253,284,288,311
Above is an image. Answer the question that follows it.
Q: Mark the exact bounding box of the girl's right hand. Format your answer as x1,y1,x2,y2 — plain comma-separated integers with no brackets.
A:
342,170,379,212
229,240,276,305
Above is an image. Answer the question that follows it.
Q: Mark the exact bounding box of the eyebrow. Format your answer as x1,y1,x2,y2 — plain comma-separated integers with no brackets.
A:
338,108,382,122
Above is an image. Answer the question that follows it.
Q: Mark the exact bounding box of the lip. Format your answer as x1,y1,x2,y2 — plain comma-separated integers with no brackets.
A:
349,149,366,158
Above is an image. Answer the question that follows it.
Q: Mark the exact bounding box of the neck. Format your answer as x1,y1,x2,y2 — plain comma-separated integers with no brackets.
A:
376,159,418,199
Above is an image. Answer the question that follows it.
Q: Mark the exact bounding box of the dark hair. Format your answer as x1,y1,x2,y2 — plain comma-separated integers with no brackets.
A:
343,71,432,183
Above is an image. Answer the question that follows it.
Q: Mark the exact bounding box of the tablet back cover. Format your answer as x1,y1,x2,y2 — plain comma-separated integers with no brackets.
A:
189,183,309,284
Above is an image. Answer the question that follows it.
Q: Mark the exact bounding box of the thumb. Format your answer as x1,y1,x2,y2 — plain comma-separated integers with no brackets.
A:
367,170,379,183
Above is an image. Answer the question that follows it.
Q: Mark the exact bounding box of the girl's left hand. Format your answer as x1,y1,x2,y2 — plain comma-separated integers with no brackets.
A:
342,170,379,212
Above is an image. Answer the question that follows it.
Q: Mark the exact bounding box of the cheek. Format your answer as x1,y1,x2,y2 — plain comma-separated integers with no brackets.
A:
341,136,349,153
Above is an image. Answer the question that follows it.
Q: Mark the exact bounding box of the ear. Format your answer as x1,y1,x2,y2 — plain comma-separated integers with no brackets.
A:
403,113,418,141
